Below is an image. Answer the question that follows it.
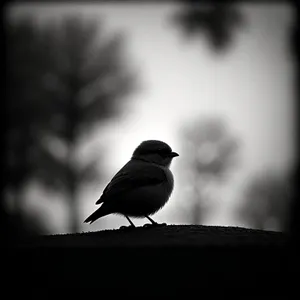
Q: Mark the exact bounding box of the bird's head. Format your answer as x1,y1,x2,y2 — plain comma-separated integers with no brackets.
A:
132,140,179,167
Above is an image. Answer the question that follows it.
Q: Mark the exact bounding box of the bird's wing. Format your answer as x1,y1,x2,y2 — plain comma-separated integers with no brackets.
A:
96,161,167,204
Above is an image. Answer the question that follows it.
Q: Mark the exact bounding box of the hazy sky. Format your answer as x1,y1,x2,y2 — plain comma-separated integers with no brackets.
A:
7,3,295,233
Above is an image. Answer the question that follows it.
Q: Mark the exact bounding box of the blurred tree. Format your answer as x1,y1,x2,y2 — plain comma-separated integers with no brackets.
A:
180,117,239,224
172,2,243,224
173,0,297,239
173,1,245,53
5,15,137,233
5,16,56,236
238,172,292,231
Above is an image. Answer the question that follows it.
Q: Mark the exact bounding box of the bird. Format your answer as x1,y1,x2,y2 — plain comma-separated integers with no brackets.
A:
84,140,179,229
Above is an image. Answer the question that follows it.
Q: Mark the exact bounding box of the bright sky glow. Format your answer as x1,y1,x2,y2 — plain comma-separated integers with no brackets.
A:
7,3,295,233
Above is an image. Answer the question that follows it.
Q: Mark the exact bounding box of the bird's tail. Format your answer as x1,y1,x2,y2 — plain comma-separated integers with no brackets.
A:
84,207,108,224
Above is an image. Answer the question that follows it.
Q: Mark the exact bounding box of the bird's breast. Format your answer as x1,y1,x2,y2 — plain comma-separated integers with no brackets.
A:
162,167,174,195
113,167,174,217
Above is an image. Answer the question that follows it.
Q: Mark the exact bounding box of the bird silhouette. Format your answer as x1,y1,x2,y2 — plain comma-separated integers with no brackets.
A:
84,140,179,229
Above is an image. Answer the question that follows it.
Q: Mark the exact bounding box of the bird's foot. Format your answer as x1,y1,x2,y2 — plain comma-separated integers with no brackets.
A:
119,225,135,231
143,222,167,228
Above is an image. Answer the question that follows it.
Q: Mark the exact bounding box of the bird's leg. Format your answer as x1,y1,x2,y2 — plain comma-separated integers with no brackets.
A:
146,215,157,224
143,216,167,228
119,215,136,230
125,215,136,227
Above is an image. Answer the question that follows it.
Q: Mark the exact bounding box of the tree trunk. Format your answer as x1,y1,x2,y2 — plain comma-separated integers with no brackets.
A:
66,141,79,233
68,191,79,233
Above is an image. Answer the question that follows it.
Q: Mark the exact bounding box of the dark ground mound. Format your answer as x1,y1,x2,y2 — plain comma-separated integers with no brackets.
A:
3,225,294,294
18,224,286,248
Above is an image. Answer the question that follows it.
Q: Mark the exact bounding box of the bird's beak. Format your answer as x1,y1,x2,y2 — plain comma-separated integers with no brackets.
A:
170,151,179,158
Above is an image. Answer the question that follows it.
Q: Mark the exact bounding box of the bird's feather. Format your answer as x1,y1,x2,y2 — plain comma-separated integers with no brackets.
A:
95,160,167,204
